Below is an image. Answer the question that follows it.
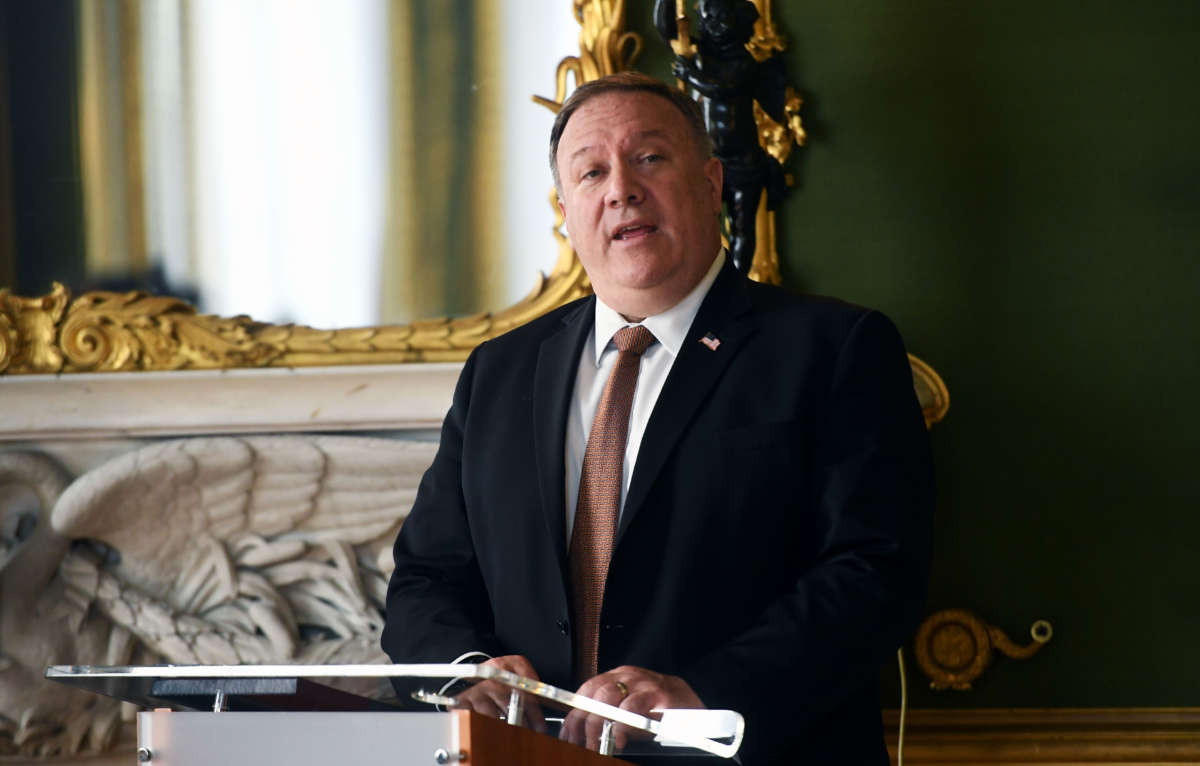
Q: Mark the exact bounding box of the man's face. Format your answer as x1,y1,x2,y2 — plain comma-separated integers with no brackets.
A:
555,91,724,320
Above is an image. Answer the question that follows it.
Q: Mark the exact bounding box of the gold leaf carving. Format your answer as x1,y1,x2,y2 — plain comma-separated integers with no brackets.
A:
0,283,69,373
57,288,281,372
744,3,805,283
0,311,16,374
909,353,950,429
0,284,279,373
747,0,786,63
532,0,642,113
0,243,593,374
913,609,1053,691
746,191,781,285
753,87,806,168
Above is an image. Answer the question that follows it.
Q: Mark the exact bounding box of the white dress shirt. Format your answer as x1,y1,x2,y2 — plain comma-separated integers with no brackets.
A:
564,250,726,545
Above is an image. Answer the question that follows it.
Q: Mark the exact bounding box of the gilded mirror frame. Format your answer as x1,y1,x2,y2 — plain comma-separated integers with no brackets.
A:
0,0,948,427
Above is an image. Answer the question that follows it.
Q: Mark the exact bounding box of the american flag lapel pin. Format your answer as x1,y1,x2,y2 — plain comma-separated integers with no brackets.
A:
699,332,721,351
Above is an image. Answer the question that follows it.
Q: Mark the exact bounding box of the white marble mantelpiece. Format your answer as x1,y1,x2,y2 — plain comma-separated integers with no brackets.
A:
0,363,463,442
1,364,459,762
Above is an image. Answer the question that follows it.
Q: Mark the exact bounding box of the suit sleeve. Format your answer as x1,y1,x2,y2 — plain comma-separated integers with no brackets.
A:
381,350,502,668
682,309,934,727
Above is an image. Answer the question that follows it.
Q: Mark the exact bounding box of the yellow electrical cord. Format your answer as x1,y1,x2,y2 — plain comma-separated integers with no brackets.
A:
896,647,907,766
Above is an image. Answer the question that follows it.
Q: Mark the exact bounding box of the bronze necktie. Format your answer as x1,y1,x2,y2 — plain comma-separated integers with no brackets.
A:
570,324,658,682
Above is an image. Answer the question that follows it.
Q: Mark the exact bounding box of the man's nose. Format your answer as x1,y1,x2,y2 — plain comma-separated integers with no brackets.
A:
605,165,643,208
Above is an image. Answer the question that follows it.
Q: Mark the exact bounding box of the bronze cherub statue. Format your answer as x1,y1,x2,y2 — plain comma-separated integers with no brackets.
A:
655,0,790,274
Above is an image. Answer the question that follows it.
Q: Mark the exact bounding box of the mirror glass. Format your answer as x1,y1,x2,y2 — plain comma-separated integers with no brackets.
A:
5,0,584,328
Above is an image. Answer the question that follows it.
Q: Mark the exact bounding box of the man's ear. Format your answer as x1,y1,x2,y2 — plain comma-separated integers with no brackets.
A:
703,156,724,213
557,194,572,243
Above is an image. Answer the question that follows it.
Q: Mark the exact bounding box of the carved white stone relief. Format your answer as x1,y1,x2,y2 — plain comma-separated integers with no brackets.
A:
0,435,437,759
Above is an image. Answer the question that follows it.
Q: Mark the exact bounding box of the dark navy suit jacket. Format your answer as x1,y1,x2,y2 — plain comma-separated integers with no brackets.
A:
383,260,933,764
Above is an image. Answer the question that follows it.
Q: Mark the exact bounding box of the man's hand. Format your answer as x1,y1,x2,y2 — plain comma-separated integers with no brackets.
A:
560,666,705,752
451,655,546,733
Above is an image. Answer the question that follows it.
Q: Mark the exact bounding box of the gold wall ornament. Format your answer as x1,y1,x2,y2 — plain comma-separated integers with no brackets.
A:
0,283,280,373
0,241,593,374
753,88,807,169
0,278,951,438
909,353,950,429
669,0,697,58
0,312,15,373
0,283,69,373
747,0,786,62
746,190,781,285
532,0,643,112
913,609,1053,691
58,289,283,371
745,1,804,283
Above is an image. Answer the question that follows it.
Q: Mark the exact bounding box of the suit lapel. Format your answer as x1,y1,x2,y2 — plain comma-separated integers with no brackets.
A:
533,298,594,575
617,261,756,541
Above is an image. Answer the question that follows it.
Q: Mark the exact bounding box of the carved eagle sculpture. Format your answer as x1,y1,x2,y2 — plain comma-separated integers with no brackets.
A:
0,450,140,758
0,435,437,758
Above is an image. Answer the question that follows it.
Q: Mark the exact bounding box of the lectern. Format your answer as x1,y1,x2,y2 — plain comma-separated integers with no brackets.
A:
46,664,744,765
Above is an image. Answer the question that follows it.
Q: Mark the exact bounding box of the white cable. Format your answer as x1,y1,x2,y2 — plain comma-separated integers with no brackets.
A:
448,651,494,666
433,651,495,709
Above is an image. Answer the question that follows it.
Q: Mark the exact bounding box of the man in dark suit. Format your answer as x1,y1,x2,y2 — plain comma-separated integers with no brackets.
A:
383,72,932,764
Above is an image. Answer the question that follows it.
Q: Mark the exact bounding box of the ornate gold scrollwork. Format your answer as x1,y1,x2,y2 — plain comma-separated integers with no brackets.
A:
909,353,950,429
0,283,274,373
532,0,643,113
746,190,780,285
747,0,785,62
754,89,807,170
0,243,592,373
0,279,950,432
744,0,804,285
0,283,70,373
0,313,15,374
913,609,1053,691
667,0,697,58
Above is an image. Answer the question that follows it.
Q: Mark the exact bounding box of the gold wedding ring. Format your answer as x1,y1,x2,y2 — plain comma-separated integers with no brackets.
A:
614,680,629,699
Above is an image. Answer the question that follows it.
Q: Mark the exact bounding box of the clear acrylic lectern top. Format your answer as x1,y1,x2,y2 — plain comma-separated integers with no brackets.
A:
45,663,744,760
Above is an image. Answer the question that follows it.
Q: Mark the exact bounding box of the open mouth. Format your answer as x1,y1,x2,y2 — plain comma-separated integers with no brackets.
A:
612,224,657,241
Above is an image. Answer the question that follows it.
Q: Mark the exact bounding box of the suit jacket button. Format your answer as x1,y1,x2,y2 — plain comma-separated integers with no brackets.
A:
556,619,569,635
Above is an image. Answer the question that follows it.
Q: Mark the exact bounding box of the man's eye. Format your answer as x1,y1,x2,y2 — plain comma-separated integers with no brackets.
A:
641,153,664,164
582,168,602,180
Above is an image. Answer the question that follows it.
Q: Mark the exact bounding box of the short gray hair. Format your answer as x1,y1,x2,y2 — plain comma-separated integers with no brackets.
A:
549,72,713,191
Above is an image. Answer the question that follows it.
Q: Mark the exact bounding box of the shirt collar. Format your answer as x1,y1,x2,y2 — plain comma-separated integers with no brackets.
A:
591,249,726,365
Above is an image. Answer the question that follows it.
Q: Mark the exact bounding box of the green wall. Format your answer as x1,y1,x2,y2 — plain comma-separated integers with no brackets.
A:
633,1,1200,707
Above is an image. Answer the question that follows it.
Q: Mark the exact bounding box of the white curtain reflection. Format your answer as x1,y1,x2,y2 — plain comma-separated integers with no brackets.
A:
137,0,580,327
186,0,387,326
142,0,190,291
501,0,581,304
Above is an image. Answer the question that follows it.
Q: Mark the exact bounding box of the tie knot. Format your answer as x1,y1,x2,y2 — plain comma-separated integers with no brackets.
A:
612,325,657,356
